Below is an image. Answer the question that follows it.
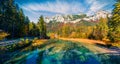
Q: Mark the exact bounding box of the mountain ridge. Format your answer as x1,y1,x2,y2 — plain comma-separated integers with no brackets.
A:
45,10,111,23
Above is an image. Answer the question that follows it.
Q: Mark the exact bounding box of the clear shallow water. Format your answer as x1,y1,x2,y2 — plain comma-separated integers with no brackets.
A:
1,40,120,64
5,49,119,64
15,49,100,64
26,49,39,64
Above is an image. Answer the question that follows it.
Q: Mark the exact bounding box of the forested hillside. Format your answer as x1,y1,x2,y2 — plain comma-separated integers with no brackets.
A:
46,17,108,40
0,0,48,39
0,0,30,38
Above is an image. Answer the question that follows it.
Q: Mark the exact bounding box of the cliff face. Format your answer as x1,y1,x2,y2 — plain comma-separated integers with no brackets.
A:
45,10,111,23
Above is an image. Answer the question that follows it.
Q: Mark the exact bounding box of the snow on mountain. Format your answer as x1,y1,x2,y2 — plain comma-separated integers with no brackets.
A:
45,15,73,23
83,10,112,22
45,10,112,23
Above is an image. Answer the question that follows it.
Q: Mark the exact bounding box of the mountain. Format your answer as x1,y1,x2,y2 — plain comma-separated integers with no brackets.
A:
83,10,112,22
45,14,87,23
45,10,111,23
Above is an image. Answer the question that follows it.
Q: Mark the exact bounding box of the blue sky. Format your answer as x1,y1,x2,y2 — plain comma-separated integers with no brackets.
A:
15,0,116,23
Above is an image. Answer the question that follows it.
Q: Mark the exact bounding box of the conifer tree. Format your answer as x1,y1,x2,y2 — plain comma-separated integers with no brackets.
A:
0,0,30,38
108,0,120,42
37,16,47,38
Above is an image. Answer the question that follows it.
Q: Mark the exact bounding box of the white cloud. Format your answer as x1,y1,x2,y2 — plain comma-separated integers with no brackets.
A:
86,0,95,4
22,1,85,15
20,0,115,22
86,0,115,16
21,0,87,22
90,2,107,12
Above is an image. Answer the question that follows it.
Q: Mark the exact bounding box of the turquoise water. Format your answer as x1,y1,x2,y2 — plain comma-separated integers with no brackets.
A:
1,40,120,64
26,49,39,64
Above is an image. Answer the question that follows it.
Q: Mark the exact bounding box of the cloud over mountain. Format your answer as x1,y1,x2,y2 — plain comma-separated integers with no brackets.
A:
15,0,116,22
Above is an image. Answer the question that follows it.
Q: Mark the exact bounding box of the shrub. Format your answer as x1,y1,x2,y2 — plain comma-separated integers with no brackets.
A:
0,31,9,40
0,38,32,52
20,38,25,41
25,39,29,44
90,18,108,40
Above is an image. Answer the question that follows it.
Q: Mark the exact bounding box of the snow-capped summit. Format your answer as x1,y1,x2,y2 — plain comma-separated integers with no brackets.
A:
83,10,111,22
45,15,73,23
95,10,111,19
45,10,112,23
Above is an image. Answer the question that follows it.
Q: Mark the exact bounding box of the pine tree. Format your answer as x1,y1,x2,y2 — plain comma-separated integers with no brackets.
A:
0,0,30,38
28,22,39,37
37,16,47,39
108,0,120,42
